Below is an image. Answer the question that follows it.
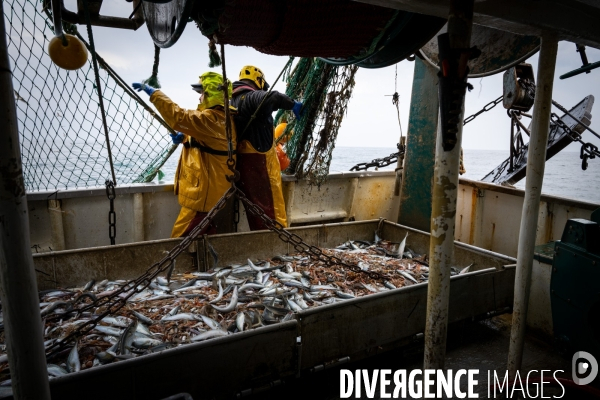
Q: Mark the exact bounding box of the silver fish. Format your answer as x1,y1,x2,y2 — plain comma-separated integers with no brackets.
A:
161,313,199,322
190,329,228,342
101,316,132,328
335,291,355,299
132,336,163,349
459,263,474,274
94,325,124,337
384,281,397,290
47,364,69,377
398,270,418,284
199,315,222,331
239,282,264,292
211,286,238,313
67,342,80,373
131,310,154,325
398,232,409,260
156,276,169,286
210,280,224,304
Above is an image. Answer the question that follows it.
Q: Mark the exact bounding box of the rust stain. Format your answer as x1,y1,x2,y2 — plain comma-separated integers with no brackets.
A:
469,187,478,244
0,157,26,199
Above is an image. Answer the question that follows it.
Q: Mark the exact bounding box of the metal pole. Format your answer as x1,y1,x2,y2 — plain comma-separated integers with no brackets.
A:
0,2,52,398
508,32,558,377
423,0,474,370
397,58,439,231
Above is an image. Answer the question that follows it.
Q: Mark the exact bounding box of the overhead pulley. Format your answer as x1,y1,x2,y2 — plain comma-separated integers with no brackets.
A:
142,0,193,48
503,63,536,112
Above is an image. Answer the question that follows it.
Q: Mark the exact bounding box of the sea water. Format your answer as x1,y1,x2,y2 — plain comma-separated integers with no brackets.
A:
155,147,600,205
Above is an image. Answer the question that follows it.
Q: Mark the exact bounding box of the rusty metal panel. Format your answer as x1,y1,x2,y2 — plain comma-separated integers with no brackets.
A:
47,321,298,400
350,175,400,222
297,267,515,370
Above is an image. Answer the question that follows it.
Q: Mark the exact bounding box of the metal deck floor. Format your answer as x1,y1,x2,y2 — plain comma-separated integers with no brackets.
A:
240,316,583,400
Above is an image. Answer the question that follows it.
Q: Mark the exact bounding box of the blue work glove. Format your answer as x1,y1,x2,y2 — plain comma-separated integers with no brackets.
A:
170,132,184,145
132,82,155,96
292,101,304,120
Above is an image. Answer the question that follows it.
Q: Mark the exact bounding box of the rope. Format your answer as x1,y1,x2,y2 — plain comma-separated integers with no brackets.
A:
393,64,402,141
208,39,221,68
82,0,117,185
143,45,161,89
217,40,237,182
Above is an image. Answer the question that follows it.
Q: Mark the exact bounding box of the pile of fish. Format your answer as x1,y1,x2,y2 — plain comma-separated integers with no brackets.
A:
0,235,468,384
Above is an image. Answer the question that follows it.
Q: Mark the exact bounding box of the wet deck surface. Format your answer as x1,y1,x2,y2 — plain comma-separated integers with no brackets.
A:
242,316,578,400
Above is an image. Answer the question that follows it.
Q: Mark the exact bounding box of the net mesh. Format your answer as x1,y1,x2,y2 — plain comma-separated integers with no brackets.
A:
4,0,175,192
276,58,358,186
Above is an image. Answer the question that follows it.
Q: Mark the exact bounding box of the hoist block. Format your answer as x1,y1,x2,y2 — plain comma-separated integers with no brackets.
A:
503,63,535,112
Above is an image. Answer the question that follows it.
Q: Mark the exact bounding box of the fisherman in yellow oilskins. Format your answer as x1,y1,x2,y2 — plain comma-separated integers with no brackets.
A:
132,72,236,237
231,65,303,230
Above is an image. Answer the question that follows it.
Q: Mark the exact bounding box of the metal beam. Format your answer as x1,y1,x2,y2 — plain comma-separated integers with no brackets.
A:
424,0,474,370
508,32,559,377
0,2,51,397
397,58,438,231
354,0,600,50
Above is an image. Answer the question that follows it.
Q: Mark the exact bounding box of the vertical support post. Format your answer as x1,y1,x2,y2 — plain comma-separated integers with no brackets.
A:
424,0,474,370
0,3,51,398
48,199,66,251
508,32,558,376
133,193,145,242
397,58,439,231
393,136,406,197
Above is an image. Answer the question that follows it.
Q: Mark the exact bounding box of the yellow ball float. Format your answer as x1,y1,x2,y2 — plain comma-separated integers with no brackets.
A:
48,34,88,71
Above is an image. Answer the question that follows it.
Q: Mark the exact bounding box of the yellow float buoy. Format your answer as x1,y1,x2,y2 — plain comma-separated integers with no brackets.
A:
48,34,88,71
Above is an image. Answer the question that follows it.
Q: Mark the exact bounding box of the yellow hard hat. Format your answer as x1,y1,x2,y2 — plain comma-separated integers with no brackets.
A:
274,122,293,144
239,65,268,90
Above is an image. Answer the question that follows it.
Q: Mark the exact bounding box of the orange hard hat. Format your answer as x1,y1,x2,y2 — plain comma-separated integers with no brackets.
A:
276,143,290,171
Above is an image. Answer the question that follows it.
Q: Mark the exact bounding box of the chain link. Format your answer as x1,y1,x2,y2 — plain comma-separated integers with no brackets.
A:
233,194,240,232
521,79,600,170
45,186,237,357
234,187,389,281
217,41,239,183
463,95,503,125
105,180,116,245
350,143,405,171
550,113,600,170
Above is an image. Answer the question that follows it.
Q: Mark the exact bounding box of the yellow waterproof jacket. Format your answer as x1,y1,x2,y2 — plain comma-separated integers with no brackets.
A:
150,90,236,212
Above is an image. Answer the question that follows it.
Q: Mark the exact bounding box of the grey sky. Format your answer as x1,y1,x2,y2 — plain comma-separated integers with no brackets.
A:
85,0,600,154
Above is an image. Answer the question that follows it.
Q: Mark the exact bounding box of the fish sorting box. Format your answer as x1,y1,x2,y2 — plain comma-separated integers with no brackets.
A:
15,220,515,399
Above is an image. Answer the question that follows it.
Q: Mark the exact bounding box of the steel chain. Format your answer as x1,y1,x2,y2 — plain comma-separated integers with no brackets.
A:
234,187,389,281
218,42,239,183
463,95,503,125
233,194,240,232
550,113,600,170
105,180,116,245
45,186,237,357
350,144,405,171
